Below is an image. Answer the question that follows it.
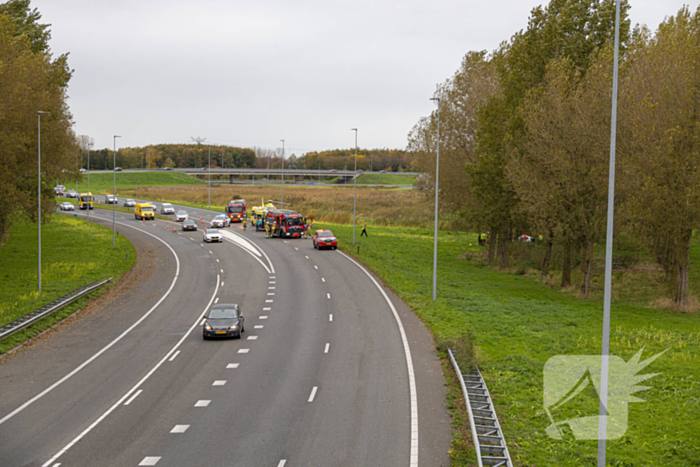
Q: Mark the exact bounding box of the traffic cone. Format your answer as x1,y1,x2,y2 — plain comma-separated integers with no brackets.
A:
142,217,145,223
201,216,203,225
166,224,169,230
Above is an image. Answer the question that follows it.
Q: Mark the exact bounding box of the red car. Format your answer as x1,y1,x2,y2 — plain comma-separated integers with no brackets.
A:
313,230,337,250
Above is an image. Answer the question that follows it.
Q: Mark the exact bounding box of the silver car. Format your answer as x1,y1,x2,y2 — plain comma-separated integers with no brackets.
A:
59,202,75,211
176,210,188,222
123,198,135,207
210,214,230,228
203,229,222,243
161,203,175,215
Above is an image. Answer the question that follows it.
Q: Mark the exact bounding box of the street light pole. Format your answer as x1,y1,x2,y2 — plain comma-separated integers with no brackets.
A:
208,145,211,209
37,111,49,293
280,139,285,205
351,128,358,245
598,1,622,465
430,97,441,301
113,135,121,248
87,141,92,225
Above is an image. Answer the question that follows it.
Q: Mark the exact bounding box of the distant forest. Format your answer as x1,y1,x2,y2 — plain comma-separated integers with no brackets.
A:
80,144,419,173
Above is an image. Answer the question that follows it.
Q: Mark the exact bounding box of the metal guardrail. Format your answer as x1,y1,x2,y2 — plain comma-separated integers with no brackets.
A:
448,348,512,467
0,278,112,341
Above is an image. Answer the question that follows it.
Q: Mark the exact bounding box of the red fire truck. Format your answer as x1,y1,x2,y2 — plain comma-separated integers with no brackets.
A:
226,199,246,223
266,209,306,238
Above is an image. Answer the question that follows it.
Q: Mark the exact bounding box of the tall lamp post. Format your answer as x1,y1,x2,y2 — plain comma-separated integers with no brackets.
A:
280,139,285,205
87,140,92,225
113,135,121,248
430,97,441,301
208,144,211,209
598,1,622,465
351,128,358,244
37,111,50,293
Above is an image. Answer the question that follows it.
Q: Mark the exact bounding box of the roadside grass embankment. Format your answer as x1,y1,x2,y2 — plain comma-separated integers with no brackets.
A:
60,171,204,195
0,215,136,355
118,185,435,228
312,221,700,466
355,173,417,185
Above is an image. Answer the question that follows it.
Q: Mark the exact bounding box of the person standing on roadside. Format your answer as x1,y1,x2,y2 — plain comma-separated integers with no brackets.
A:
361,224,368,237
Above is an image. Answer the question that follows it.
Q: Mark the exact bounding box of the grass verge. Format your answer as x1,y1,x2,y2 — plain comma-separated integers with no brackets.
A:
313,221,700,466
0,215,136,355
355,173,417,185
60,171,204,194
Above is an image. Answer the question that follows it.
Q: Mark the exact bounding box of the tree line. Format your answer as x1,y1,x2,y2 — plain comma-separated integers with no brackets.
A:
409,0,700,307
0,0,77,244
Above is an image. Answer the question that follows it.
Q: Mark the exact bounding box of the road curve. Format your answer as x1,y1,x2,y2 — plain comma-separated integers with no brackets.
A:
0,202,450,466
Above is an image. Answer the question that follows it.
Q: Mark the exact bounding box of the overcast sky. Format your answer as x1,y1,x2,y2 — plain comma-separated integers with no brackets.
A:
32,0,696,155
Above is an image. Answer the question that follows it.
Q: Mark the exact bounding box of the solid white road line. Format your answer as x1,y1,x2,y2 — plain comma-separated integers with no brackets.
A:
41,275,221,467
194,400,211,407
327,293,331,299
139,457,161,466
308,386,318,402
238,348,250,354
2,221,182,428
170,425,189,433
168,351,180,362
247,336,258,340
260,316,268,320
212,380,226,386
278,461,287,467
226,363,239,369
337,250,420,467
329,314,333,322
324,343,330,353
200,318,206,326
123,390,142,406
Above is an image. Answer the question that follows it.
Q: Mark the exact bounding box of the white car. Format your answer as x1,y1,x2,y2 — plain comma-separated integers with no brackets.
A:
105,195,118,204
210,214,230,228
123,199,135,207
59,202,75,211
176,210,188,222
203,229,222,243
161,203,175,215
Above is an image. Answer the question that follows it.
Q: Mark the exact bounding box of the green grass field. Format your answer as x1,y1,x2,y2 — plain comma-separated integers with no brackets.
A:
0,215,136,354
313,222,700,466
355,173,417,185
60,171,204,195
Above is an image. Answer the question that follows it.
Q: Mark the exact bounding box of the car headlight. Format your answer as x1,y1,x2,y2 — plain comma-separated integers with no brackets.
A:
204,324,212,330
229,325,238,329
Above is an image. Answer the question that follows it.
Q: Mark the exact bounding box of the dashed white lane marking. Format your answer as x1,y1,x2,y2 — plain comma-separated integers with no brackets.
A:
195,399,211,407
305,255,309,259
213,380,227,386
314,265,318,270
226,363,239,369
329,314,333,322
308,386,318,402
139,457,161,466
260,316,268,320
269,281,276,284
216,259,220,263
221,282,224,286
254,325,264,329
327,293,331,299
267,293,275,296
278,461,287,467
283,241,288,244
268,286,276,290
168,351,180,362
238,349,250,354
322,278,326,282
263,307,271,311
265,300,273,303
209,250,212,254
324,343,330,353
123,390,142,406
170,425,189,433
214,298,219,304
294,247,299,251
247,336,258,340
220,269,224,273
269,276,276,279
52,464,60,467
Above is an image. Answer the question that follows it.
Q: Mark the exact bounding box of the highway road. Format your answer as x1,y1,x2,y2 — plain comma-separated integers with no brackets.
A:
0,201,450,466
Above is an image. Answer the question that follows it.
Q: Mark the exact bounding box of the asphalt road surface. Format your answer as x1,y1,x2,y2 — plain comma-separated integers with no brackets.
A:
0,201,450,466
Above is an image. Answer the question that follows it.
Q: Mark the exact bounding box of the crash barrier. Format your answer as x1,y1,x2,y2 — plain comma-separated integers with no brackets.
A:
0,278,113,341
448,348,512,467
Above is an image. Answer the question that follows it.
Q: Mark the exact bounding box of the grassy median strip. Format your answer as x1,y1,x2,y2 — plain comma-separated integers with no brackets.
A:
61,171,204,194
314,221,700,467
0,215,136,354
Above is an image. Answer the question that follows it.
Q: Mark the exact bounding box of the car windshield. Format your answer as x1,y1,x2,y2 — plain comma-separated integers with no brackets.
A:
208,229,220,235
228,206,243,213
177,211,187,215
142,207,153,212
209,307,237,319
163,204,172,208
80,195,91,201
184,220,195,225
215,215,226,219
287,217,304,226
319,232,334,238
127,199,134,203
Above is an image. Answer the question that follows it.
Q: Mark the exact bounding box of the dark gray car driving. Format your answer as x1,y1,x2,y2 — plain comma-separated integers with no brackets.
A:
203,304,245,339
